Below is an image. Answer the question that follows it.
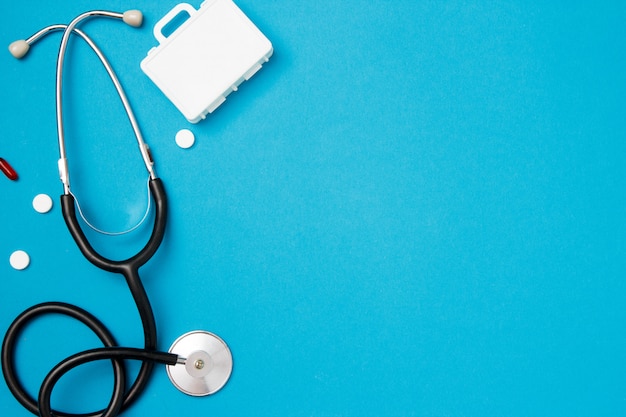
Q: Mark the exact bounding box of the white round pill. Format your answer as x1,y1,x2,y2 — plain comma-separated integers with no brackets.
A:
10,250,30,270
33,193,53,213
175,129,195,149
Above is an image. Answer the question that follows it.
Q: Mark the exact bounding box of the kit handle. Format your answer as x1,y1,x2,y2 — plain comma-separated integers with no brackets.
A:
153,3,197,44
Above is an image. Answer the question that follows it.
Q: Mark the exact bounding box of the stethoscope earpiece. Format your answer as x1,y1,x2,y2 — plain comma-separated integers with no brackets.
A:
123,10,143,27
8,39,29,59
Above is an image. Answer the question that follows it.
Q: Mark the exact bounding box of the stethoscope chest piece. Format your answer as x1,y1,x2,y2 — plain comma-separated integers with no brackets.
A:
167,331,233,396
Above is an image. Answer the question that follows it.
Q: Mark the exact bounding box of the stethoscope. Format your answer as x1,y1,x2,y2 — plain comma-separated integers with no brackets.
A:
2,10,232,417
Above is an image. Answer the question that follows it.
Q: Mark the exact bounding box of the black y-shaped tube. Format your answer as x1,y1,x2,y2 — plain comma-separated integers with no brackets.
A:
1,179,172,417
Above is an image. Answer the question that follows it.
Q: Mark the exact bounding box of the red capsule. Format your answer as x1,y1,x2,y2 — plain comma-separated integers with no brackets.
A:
0,158,18,181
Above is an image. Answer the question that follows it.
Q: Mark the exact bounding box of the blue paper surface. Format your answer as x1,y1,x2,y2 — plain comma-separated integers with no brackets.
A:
1,1,626,416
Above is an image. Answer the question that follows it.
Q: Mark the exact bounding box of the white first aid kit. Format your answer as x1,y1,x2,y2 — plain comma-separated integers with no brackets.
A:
141,0,273,123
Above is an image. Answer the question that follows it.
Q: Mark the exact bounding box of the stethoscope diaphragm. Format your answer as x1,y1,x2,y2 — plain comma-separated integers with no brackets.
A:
166,330,233,396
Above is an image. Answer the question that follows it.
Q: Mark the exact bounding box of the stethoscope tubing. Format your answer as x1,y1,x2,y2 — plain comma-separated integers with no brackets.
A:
2,302,178,417
3,177,169,417
2,180,169,417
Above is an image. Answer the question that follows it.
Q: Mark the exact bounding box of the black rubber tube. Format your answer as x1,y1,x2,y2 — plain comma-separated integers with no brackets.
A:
1,302,123,417
1,178,173,417
38,348,178,417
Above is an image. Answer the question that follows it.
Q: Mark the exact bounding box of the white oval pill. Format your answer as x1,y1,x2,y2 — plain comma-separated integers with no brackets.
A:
10,250,30,270
175,129,195,149
33,193,53,213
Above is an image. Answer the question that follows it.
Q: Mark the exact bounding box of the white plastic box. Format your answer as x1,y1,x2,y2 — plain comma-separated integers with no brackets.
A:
141,0,273,123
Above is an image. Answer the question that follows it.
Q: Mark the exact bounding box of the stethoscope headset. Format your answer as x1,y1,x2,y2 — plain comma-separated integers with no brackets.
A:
2,10,232,417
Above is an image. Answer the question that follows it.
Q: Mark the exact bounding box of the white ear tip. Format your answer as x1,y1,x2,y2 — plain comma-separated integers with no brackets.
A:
8,40,29,59
123,10,143,27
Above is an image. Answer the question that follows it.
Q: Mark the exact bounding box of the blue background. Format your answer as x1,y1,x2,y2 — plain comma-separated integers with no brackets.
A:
1,1,626,416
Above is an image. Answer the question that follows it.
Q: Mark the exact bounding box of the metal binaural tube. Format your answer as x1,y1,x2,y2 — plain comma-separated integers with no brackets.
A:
13,12,155,194
52,11,156,195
